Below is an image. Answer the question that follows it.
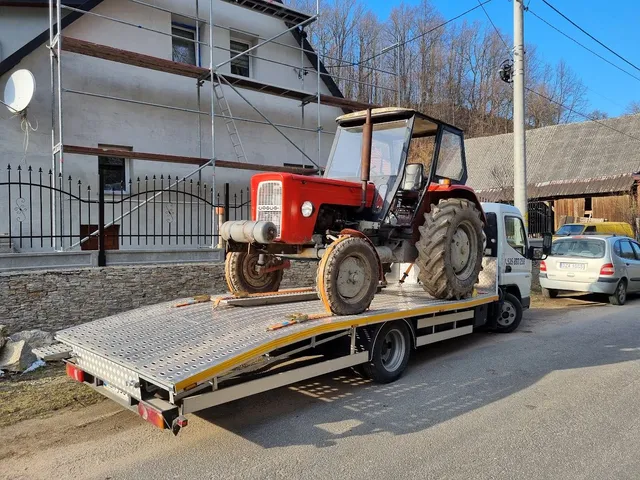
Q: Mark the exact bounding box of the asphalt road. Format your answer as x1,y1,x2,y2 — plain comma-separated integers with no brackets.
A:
3,296,640,480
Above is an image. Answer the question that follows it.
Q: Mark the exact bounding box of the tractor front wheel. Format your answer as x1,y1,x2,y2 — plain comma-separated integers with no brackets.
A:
225,252,283,294
317,236,379,315
416,198,485,299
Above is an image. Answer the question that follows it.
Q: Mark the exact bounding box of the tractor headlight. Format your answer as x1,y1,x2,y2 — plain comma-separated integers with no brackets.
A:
301,201,314,217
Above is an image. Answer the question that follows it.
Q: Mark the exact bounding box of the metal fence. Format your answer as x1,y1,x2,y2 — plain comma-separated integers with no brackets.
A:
1,164,250,255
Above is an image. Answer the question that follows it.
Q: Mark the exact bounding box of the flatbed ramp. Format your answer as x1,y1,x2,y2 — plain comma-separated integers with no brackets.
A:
52,260,499,432
57,284,497,395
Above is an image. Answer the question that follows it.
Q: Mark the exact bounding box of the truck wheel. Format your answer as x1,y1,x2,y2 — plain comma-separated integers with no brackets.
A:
495,292,523,333
361,321,411,383
609,279,627,306
542,288,558,298
416,198,485,299
317,236,379,315
225,252,283,294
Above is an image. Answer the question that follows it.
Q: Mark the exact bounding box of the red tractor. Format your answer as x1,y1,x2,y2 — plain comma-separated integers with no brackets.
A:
221,108,486,315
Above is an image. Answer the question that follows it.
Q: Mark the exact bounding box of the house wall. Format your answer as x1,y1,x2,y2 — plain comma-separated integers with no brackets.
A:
0,7,51,61
0,0,341,252
553,194,636,230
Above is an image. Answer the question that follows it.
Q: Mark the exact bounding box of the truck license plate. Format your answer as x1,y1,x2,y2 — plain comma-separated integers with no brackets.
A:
559,262,586,270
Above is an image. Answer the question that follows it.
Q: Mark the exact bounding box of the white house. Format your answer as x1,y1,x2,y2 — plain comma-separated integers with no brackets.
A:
0,0,364,254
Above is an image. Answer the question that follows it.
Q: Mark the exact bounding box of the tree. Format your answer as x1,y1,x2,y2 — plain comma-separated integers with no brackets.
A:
625,101,640,115
589,110,608,120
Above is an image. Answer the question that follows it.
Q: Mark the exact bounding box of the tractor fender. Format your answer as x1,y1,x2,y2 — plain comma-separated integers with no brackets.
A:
338,229,384,281
425,184,486,223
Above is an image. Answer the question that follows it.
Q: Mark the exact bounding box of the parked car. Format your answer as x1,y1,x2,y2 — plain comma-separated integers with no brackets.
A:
554,221,634,239
539,235,640,305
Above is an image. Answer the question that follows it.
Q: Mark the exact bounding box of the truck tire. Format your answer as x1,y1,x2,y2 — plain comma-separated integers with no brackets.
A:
361,321,411,383
609,279,627,306
317,236,379,315
495,292,523,333
225,252,283,294
416,198,485,299
542,288,558,298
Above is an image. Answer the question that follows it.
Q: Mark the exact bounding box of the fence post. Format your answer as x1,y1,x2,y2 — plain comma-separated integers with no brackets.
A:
98,169,106,267
224,183,230,222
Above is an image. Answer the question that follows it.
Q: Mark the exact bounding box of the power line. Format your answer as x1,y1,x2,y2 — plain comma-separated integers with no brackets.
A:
528,8,640,84
525,86,640,144
540,0,640,74
334,0,493,69
476,0,509,51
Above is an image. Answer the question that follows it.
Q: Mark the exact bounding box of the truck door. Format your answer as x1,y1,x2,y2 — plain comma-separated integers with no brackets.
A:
501,214,531,297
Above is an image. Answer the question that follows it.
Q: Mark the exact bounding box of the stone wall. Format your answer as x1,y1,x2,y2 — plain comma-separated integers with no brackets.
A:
0,262,317,334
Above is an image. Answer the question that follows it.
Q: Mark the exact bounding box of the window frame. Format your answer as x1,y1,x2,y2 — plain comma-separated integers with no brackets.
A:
616,239,636,261
630,241,640,261
98,145,132,194
229,36,252,78
504,214,528,257
171,23,199,67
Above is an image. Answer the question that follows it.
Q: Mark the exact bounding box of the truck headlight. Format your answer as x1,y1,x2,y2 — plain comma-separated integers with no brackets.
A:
301,201,314,217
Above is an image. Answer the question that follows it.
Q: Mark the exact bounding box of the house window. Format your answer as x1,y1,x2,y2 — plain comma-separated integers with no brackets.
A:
230,38,251,77
98,145,131,193
172,24,197,66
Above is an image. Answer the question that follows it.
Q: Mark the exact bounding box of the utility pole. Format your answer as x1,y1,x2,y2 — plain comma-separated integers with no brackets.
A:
513,0,527,222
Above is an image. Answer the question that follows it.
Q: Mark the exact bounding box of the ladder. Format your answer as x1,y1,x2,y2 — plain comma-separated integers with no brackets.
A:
213,81,247,163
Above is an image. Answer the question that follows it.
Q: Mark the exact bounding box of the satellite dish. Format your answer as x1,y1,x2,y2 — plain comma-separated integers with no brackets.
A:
3,69,36,114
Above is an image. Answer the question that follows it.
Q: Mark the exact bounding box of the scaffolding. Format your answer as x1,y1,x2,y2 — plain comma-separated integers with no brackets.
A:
47,0,392,252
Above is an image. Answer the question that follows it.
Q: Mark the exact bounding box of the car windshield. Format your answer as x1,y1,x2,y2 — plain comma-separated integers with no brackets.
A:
555,224,585,236
324,119,410,218
550,238,606,258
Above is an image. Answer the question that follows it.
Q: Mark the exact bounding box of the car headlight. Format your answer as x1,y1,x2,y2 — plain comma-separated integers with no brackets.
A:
301,201,314,217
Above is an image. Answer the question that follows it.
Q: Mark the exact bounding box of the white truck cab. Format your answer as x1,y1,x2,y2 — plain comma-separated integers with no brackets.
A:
482,202,550,332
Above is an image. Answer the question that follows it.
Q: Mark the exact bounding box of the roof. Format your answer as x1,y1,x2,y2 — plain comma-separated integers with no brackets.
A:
465,114,640,200
0,0,347,105
336,107,459,137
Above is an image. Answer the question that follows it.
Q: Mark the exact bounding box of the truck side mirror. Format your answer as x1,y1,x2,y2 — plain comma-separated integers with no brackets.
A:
542,232,552,254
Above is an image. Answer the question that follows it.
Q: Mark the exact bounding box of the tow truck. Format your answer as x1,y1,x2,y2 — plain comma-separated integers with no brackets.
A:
38,203,550,435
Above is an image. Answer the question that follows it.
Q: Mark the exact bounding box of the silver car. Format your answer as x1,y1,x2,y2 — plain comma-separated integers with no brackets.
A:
539,235,640,305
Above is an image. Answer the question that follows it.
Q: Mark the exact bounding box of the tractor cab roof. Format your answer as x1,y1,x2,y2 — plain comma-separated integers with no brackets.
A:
335,107,462,138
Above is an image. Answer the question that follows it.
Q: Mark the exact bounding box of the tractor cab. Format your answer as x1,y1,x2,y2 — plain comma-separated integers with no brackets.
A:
325,108,468,226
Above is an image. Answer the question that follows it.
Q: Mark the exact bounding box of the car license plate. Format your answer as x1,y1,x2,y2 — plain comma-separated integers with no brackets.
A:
559,262,586,270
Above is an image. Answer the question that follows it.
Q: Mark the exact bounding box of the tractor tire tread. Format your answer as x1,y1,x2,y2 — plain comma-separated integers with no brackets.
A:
416,198,485,299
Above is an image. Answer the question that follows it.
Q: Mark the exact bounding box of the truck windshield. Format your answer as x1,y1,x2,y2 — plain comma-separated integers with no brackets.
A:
550,238,606,258
555,224,585,236
324,119,409,217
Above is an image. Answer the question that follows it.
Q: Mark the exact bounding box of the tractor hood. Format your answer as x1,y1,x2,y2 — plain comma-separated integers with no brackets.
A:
250,172,377,244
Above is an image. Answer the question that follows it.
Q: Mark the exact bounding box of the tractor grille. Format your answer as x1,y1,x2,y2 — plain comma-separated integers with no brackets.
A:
256,181,282,237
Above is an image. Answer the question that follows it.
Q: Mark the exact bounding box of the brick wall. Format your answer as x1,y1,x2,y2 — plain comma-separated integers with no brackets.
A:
0,262,317,334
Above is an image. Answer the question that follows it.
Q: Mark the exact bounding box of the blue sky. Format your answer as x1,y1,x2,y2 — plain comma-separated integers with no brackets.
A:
368,0,640,117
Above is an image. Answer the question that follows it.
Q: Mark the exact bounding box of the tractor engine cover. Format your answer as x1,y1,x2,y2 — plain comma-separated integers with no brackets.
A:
221,220,277,244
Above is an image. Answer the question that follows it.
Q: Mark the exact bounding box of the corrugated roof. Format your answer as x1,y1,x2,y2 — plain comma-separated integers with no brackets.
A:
465,114,640,199
476,173,637,202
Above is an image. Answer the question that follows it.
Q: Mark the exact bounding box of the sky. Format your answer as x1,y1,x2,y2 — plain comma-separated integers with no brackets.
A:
367,0,640,118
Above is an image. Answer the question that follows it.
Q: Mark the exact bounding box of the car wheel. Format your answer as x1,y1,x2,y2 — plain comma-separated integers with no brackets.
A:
542,288,558,298
494,292,523,333
609,279,627,306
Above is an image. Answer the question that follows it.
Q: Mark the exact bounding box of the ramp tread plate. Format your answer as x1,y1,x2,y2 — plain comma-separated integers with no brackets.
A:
56,261,497,391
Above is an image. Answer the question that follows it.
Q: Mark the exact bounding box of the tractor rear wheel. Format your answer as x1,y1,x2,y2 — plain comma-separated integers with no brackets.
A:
416,198,484,299
225,252,283,294
317,236,379,315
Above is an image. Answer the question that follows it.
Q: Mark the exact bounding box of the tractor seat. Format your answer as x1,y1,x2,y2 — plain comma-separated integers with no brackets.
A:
398,164,424,199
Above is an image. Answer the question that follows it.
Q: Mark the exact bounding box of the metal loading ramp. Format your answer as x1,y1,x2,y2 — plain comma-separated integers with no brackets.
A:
56,262,498,395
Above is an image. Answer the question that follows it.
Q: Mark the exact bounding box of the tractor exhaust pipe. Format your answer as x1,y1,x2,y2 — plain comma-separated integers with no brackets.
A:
358,108,373,212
